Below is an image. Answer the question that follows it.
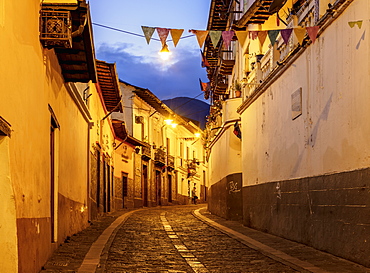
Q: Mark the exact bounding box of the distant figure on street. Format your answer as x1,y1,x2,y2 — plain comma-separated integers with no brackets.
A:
191,186,198,204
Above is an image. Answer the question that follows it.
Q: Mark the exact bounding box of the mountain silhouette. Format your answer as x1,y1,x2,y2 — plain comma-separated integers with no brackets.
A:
163,97,210,129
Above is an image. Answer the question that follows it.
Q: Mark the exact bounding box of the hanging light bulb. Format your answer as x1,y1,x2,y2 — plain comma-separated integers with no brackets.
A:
159,43,171,60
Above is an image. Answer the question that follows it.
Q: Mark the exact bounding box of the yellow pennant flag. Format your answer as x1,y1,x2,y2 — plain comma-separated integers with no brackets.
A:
170,29,184,47
190,30,209,48
348,21,356,28
235,31,249,48
294,27,306,45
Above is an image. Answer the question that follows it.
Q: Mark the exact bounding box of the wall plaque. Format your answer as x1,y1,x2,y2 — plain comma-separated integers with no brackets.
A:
291,88,302,120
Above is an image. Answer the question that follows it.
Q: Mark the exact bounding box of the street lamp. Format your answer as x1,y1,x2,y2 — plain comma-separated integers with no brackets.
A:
159,43,171,60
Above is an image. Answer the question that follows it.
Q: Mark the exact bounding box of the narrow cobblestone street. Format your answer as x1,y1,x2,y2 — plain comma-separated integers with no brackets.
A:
41,205,370,273
102,206,296,272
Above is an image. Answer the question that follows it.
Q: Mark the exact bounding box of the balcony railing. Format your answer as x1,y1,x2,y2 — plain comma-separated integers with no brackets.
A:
154,148,166,166
141,144,151,161
220,50,235,75
167,155,175,171
39,10,72,48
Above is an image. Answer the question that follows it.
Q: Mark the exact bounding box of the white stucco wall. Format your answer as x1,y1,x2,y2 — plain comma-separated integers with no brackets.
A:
241,0,370,186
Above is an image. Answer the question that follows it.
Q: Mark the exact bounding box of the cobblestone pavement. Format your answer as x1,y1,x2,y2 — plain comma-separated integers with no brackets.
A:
102,206,297,273
41,205,370,273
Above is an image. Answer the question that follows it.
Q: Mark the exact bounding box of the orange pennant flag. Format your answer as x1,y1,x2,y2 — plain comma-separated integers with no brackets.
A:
294,27,306,45
306,26,319,44
170,29,184,47
190,30,209,48
258,31,268,47
235,31,249,47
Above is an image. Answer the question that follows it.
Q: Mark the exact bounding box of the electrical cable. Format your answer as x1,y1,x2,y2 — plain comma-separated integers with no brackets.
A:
92,23,195,42
170,92,207,113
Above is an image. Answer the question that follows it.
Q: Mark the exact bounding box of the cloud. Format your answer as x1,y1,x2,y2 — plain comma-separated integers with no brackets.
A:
95,42,208,102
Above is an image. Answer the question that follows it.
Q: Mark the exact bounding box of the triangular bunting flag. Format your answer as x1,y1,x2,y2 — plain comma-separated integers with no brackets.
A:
141,26,155,44
170,29,184,47
258,31,268,47
281,28,293,44
209,30,222,47
294,27,306,45
190,30,209,48
200,49,210,68
268,30,280,46
356,20,363,29
306,26,319,44
157,28,170,46
222,30,235,48
235,31,249,47
348,21,356,28
249,31,259,40
199,78,210,92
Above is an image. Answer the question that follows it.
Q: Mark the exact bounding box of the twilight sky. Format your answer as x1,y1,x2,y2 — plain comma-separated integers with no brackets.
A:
89,0,211,102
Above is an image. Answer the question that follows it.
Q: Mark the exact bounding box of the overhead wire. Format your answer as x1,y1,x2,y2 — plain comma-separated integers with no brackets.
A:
92,23,211,114
92,23,195,42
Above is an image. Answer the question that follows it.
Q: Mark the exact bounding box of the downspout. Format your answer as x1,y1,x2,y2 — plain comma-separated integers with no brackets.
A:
72,14,87,38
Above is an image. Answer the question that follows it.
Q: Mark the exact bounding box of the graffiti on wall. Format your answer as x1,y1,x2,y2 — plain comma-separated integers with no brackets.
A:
229,181,241,194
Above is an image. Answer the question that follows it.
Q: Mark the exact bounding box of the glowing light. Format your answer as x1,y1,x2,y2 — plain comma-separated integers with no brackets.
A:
164,119,173,125
171,123,178,128
195,132,201,138
159,43,171,60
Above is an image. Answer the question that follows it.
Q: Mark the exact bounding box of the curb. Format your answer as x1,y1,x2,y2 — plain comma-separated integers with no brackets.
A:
192,208,329,273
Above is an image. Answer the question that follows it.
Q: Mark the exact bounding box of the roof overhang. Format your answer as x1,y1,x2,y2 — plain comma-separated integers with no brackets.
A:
133,88,171,116
236,0,273,27
96,60,123,112
41,1,97,83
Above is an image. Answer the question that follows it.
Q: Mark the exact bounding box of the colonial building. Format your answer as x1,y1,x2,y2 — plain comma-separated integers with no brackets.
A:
205,0,370,267
0,0,97,271
119,81,208,208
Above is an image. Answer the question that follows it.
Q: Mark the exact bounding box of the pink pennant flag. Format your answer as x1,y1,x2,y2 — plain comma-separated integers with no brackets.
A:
190,30,209,48
306,26,319,44
249,31,259,40
222,31,234,48
170,29,184,47
157,28,170,46
281,28,293,44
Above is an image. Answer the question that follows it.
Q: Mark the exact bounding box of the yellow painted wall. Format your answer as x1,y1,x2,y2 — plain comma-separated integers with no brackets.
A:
0,0,93,271
0,135,18,272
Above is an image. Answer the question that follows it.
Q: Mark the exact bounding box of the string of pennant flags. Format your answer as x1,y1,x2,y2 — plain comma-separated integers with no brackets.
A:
141,19,364,99
141,25,321,49
142,19,364,49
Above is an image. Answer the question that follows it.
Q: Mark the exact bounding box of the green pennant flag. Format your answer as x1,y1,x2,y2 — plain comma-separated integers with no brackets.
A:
209,30,222,47
141,26,155,44
267,30,280,46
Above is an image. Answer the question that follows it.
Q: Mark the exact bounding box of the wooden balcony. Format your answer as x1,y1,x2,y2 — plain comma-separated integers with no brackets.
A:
40,1,97,83
167,155,175,171
220,50,235,75
154,148,166,166
141,144,151,161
